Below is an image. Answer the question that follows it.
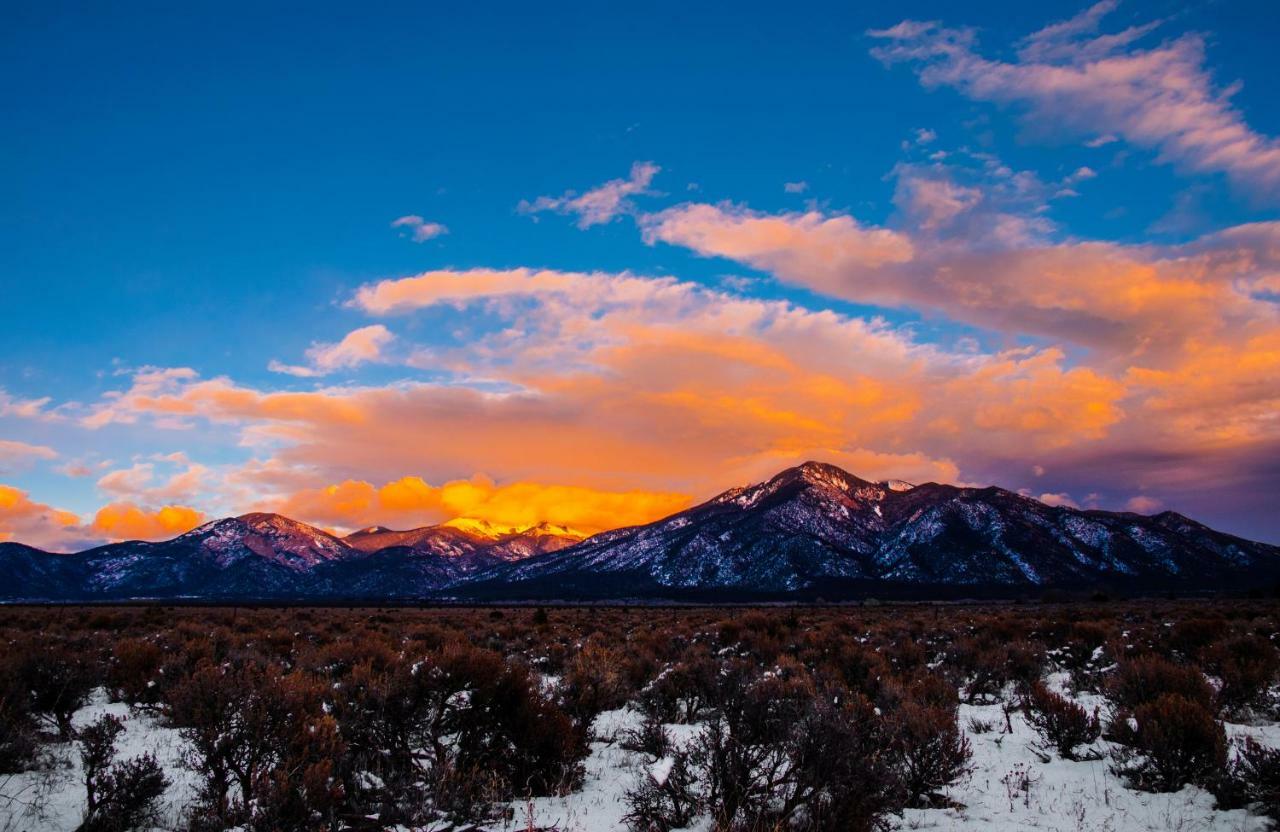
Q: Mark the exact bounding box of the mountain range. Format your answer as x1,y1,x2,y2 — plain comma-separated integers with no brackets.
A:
2,462,1277,602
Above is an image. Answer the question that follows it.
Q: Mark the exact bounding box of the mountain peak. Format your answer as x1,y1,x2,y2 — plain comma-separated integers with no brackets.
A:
441,517,518,539
347,525,394,538
772,461,876,494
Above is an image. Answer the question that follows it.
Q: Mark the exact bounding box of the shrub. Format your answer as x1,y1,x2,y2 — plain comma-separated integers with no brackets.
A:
166,659,341,828
76,713,169,832
560,635,631,722
1106,654,1215,713
1109,694,1227,792
1206,635,1280,716
690,670,906,832
108,638,166,707
1023,682,1101,760
621,713,672,759
623,753,699,832
892,701,972,808
330,641,587,826
1222,738,1280,823
637,649,719,724
0,672,40,773
21,648,96,739
1169,617,1227,658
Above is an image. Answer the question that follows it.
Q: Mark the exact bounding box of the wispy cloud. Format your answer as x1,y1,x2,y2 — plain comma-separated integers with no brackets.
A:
0,439,57,472
869,4,1280,199
519,161,660,228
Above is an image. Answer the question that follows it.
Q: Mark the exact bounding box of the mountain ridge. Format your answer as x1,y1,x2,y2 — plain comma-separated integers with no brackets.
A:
2,461,1277,601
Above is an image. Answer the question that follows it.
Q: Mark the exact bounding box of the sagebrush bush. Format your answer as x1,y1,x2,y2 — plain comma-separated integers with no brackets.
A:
76,713,169,832
0,671,40,773
623,753,699,832
893,701,972,808
1023,682,1101,760
1106,654,1216,713
1109,693,1228,792
1206,635,1280,715
1221,738,1280,824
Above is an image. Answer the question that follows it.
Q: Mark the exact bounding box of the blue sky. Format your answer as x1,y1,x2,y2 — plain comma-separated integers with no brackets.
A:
2,0,1279,546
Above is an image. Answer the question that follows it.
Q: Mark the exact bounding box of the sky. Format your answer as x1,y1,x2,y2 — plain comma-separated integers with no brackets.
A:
2,0,1278,549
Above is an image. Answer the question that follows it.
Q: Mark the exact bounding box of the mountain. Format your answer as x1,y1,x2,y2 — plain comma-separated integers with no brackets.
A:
2,462,1277,601
470,462,1280,599
0,512,580,601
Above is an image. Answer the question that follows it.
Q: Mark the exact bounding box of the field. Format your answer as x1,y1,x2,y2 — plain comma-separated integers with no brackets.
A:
2,601,1279,832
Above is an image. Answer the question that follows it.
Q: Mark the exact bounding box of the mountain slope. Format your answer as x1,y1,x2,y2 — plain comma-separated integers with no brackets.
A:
476,462,1280,597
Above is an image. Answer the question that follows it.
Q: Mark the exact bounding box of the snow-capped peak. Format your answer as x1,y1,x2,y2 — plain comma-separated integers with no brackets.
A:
441,517,519,539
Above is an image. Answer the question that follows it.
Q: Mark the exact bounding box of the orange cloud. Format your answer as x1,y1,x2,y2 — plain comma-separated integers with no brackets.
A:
644,202,1274,360
0,484,82,549
262,475,691,535
88,503,206,542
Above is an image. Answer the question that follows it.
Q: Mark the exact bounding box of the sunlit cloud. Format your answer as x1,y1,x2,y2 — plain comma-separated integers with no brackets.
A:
269,325,396,377
88,502,206,542
259,475,692,536
0,484,83,549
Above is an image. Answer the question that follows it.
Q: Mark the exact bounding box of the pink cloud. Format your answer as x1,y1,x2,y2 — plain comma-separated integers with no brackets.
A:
269,325,395,377
519,161,660,228
870,6,1280,199
0,440,57,473
390,215,449,242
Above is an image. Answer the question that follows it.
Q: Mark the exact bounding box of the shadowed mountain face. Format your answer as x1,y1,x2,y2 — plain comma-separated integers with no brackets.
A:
2,462,1277,601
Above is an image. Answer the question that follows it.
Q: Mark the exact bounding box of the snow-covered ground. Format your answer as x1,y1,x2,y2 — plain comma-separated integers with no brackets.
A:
0,690,199,832
4,686,1277,832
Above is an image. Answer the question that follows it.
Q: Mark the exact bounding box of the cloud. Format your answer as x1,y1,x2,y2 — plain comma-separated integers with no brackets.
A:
96,455,209,505
784,181,809,194
643,196,1278,362
76,266,1158,519
0,484,83,550
0,439,57,471
1124,494,1164,514
519,161,660,228
87,503,206,541
390,215,449,242
0,390,54,420
269,325,396,377
869,5,1280,199
260,475,692,536
1038,492,1079,508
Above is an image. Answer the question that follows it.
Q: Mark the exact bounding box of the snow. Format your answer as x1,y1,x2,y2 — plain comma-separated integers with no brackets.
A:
6,685,1278,832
